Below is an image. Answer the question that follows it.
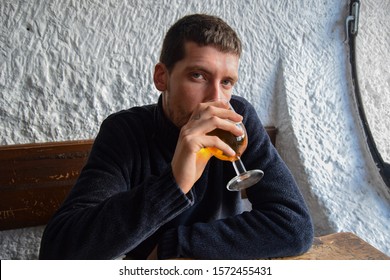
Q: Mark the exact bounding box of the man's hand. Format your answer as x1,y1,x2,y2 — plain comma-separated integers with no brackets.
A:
171,100,243,194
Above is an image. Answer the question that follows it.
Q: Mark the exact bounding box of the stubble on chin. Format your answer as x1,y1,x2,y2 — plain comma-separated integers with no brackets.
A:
162,92,193,128
163,98,190,128
170,108,191,128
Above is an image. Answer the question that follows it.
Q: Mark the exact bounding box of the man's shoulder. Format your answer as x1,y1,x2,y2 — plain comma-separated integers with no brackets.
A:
230,95,254,114
105,103,156,123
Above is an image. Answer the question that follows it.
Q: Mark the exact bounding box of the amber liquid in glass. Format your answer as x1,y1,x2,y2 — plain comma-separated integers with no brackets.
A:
199,99,264,192
206,128,247,161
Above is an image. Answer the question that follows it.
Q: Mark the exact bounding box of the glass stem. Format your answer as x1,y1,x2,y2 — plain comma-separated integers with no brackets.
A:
232,157,247,175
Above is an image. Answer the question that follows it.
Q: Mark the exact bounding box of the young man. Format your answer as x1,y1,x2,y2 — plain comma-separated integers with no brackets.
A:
39,14,313,259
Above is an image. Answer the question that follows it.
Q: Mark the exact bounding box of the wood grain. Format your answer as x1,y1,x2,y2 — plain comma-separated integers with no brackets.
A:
276,232,390,260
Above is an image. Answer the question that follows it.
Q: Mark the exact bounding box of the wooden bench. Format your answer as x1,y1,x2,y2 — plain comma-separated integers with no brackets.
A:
0,140,94,230
0,127,277,231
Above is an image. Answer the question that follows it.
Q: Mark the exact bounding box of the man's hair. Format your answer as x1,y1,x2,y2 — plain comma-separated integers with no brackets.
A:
159,14,242,72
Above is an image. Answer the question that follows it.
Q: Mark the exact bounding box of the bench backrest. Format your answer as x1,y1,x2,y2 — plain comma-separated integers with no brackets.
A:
0,127,276,230
0,140,93,230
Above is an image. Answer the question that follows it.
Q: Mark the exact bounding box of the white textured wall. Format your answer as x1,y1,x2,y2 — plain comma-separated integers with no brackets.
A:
356,1,390,162
1,0,389,259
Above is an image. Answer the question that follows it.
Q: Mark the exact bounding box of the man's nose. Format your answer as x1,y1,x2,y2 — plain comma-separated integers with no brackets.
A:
207,82,223,101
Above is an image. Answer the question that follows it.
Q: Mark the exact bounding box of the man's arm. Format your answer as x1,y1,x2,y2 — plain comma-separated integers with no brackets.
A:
39,115,193,259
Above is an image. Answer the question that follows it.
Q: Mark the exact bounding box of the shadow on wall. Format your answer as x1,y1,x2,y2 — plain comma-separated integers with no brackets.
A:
272,59,337,236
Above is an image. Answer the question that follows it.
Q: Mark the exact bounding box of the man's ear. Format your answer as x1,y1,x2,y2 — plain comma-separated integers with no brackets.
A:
153,63,168,91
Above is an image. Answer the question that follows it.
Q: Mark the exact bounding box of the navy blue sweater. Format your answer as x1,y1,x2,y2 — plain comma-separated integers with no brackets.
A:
39,95,313,259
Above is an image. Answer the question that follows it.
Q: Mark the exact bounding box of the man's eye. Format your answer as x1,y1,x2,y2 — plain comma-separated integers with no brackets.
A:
192,73,203,79
222,80,233,86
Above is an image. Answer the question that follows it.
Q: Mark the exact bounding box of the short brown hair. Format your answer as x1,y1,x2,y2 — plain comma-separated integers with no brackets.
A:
159,14,242,72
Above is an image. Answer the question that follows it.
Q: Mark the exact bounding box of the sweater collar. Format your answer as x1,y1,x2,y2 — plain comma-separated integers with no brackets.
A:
154,95,180,150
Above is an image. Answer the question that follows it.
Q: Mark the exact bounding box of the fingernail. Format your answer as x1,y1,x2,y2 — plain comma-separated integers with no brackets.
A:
228,146,236,156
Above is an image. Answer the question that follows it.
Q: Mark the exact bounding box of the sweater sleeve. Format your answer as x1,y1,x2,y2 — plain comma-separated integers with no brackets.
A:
157,97,314,260
39,115,194,260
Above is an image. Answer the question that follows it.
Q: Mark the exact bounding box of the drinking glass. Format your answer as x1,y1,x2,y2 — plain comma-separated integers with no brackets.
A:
205,100,264,191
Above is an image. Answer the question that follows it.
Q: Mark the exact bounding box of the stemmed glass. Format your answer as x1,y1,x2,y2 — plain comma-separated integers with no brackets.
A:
205,100,264,191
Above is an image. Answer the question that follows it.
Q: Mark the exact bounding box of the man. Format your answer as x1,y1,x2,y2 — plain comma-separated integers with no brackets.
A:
39,14,313,259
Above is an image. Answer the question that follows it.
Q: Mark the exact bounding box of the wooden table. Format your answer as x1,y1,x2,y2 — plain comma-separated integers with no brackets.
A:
277,232,390,260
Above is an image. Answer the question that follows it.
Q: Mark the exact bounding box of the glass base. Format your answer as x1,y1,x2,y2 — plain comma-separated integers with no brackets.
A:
226,169,264,191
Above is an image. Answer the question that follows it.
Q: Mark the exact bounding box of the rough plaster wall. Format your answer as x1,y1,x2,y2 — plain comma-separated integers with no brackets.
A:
1,0,389,259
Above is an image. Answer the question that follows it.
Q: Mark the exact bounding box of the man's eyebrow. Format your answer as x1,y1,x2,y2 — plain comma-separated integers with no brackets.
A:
185,65,211,73
228,73,239,83
185,65,238,82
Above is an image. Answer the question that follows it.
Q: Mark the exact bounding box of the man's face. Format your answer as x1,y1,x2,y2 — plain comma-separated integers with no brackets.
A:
155,42,240,128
